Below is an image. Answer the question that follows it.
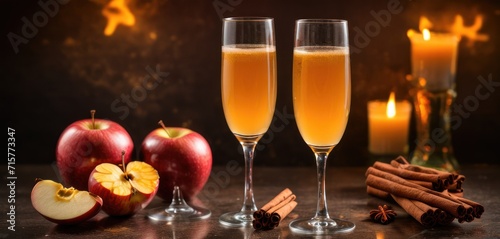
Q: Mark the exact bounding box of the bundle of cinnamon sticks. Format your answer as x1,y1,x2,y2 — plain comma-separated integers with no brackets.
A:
252,188,297,230
365,156,484,227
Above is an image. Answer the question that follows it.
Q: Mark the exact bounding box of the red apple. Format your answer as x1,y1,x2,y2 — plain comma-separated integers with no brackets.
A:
56,110,134,190
88,151,160,216
142,120,212,202
31,179,103,225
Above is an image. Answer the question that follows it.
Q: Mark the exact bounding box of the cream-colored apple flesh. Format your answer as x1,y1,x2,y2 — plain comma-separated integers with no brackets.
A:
31,179,103,224
92,162,159,195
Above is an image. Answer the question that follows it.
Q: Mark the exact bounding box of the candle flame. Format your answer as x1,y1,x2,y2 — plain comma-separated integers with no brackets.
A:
386,92,396,118
406,29,414,38
102,0,135,36
422,29,431,41
418,17,433,33
411,15,489,48
450,15,489,47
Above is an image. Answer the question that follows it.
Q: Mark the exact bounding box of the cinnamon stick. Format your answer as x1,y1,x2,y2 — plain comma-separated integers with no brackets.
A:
458,213,475,223
390,157,458,190
367,185,391,200
388,187,455,227
438,211,455,225
448,175,466,192
447,181,463,192
373,162,447,191
445,191,484,218
366,157,483,227
412,199,439,216
253,188,293,220
433,209,446,224
252,188,297,230
253,210,264,220
391,157,454,178
265,194,296,218
365,173,466,218
449,189,464,195
366,166,471,211
406,179,435,190
454,174,466,182
252,220,263,230
391,194,436,227
271,201,298,224
261,188,293,212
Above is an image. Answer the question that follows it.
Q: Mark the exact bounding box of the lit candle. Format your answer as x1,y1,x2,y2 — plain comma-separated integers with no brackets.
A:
407,29,460,91
368,92,412,155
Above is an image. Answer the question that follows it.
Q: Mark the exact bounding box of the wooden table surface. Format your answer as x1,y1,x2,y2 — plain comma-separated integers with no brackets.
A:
1,164,499,238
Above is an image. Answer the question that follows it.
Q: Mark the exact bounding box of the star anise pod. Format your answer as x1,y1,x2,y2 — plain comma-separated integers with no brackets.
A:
370,205,397,224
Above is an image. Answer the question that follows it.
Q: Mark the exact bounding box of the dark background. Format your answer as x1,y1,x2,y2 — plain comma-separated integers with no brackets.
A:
2,0,499,167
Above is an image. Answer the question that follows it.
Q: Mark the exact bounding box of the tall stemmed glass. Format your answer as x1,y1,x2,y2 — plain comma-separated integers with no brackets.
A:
219,17,277,227
289,19,355,234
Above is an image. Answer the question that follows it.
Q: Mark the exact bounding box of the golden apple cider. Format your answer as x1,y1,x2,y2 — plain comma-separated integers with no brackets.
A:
293,46,350,146
222,45,277,136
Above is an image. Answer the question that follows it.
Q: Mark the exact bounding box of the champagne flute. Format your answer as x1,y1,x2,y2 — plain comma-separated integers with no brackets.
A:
219,17,277,227
289,19,355,234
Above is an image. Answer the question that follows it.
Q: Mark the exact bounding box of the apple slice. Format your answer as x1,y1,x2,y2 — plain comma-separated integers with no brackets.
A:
88,152,159,216
31,179,103,225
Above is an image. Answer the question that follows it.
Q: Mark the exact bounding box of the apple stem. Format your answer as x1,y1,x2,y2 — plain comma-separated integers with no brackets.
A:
121,150,126,173
158,120,171,137
120,150,137,195
90,110,96,129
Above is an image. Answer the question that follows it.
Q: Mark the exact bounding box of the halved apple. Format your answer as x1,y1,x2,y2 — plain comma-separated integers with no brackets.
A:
88,159,159,216
31,179,103,225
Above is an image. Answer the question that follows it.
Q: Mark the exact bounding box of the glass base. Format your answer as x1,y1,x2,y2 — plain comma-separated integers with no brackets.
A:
147,186,211,222
289,217,355,235
219,211,254,227
147,205,211,222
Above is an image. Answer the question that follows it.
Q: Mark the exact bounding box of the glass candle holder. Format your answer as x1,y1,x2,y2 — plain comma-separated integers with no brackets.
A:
408,29,460,172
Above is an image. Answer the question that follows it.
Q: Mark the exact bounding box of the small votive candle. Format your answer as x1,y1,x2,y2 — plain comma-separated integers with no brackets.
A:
368,92,412,155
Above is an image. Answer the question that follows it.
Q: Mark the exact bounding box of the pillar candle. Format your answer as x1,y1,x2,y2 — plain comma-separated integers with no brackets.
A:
368,95,411,155
408,29,460,91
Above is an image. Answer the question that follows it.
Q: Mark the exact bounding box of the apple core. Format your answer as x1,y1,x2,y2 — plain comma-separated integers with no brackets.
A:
56,187,77,201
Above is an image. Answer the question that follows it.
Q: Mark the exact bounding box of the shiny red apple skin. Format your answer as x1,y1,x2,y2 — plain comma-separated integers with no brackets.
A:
31,179,103,225
142,127,212,202
88,162,159,216
56,118,134,190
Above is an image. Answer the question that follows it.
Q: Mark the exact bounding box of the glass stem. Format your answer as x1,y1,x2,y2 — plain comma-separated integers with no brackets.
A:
240,142,258,214
312,146,333,221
